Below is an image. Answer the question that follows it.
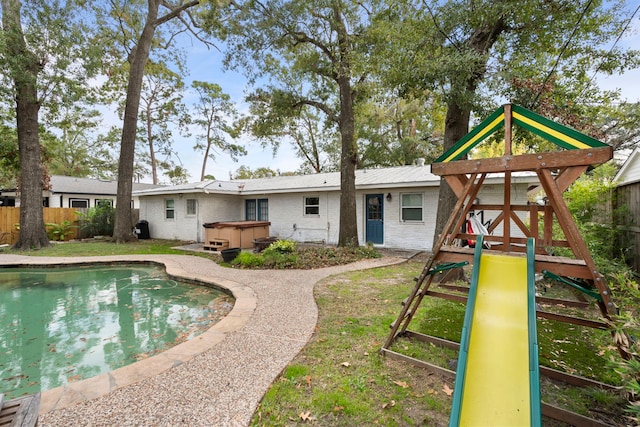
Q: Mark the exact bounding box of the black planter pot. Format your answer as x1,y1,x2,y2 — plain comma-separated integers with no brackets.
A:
221,247,241,262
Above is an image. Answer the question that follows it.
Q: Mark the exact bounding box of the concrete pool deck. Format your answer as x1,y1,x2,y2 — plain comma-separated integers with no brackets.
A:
0,251,412,426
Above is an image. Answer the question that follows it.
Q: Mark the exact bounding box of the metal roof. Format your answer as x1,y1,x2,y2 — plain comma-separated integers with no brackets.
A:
133,165,538,197
50,176,163,195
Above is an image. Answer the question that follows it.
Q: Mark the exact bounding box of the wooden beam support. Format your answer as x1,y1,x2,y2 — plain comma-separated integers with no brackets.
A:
380,348,456,379
444,175,468,199
541,403,612,427
504,103,513,155
555,165,589,192
431,146,612,176
537,168,614,316
504,170,512,250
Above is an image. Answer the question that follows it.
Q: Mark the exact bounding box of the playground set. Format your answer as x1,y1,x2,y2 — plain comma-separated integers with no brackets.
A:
381,104,620,426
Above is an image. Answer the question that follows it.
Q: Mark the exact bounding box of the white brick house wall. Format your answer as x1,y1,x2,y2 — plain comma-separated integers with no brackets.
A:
134,167,537,251
138,194,242,241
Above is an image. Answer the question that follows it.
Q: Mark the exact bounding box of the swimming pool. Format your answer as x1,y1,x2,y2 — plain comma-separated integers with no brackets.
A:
0,263,233,398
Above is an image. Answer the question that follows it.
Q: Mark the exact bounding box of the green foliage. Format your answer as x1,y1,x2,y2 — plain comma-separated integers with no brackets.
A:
251,261,451,426
262,249,298,269
565,163,616,223
562,163,640,418
231,251,264,268
263,239,297,255
3,239,196,257
0,123,19,188
76,204,115,238
191,80,246,180
226,243,380,270
606,275,640,421
557,163,629,276
231,166,278,179
357,93,446,167
45,220,76,241
615,343,640,424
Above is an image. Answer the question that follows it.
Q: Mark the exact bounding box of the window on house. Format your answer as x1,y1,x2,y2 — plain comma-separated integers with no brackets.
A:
401,193,423,221
246,199,269,221
186,199,197,216
258,199,268,220
69,198,89,208
165,199,175,219
304,196,320,215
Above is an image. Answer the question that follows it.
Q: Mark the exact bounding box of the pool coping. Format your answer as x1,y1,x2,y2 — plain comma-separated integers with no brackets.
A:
0,255,257,414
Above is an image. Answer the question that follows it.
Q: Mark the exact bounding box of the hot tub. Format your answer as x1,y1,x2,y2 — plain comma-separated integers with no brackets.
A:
203,221,271,250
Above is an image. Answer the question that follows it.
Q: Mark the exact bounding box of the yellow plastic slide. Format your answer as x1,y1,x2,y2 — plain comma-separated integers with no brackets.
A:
449,236,541,426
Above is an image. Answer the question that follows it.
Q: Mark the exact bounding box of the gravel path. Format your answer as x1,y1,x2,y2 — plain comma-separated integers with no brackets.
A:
0,253,407,426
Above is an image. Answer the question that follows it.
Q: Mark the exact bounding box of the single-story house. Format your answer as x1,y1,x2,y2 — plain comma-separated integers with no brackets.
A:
133,164,538,252
0,175,162,209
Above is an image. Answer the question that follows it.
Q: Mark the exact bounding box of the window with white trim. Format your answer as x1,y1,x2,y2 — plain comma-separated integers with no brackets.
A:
165,199,175,219
304,196,320,215
69,198,89,208
401,193,423,221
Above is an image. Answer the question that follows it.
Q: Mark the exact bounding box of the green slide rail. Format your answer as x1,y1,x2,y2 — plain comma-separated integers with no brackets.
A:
449,236,541,426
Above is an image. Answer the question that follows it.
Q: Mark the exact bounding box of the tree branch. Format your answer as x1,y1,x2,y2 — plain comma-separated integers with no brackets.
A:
294,99,339,123
156,0,199,27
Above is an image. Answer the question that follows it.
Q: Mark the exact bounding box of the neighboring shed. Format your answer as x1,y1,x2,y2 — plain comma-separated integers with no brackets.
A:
614,146,640,272
134,164,537,252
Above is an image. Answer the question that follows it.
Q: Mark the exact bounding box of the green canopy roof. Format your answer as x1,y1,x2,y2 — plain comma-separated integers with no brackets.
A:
435,104,608,163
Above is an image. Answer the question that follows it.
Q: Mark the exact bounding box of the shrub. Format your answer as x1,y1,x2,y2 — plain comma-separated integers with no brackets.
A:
231,251,264,268
263,249,299,268
224,243,379,270
264,239,297,255
76,204,115,237
45,220,76,241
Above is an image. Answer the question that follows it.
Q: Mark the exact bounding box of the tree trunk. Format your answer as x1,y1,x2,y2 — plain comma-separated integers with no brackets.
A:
433,19,506,284
334,4,358,248
200,122,213,181
433,18,507,250
2,0,50,250
113,0,160,242
146,106,158,185
112,0,199,241
337,84,359,247
433,102,471,250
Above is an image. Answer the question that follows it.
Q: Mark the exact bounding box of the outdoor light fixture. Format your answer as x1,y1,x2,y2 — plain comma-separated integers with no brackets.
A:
386,193,392,202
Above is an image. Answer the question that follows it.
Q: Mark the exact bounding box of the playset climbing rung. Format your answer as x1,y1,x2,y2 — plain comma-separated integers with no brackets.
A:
542,270,603,302
427,261,469,276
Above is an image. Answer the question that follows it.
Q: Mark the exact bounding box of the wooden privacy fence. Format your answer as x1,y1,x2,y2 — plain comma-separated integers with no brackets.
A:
0,207,81,245
615,183,640,273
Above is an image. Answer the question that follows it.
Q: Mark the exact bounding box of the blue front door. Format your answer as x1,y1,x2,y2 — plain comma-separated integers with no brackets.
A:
365,194,384,244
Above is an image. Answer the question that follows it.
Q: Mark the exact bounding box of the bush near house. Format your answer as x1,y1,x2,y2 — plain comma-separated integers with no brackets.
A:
229,240,380,269
45,220,76,241
76,204,115,238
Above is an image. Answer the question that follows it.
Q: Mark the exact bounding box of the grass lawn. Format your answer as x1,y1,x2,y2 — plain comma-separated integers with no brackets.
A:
2,239,198,257
2,240,632,425
251,260,630,427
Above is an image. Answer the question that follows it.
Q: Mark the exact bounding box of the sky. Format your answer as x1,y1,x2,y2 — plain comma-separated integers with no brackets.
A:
138,6,640,185
164,41,302,183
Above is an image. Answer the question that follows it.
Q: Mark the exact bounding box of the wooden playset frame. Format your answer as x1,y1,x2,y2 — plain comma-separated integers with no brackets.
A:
381,104,620,427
